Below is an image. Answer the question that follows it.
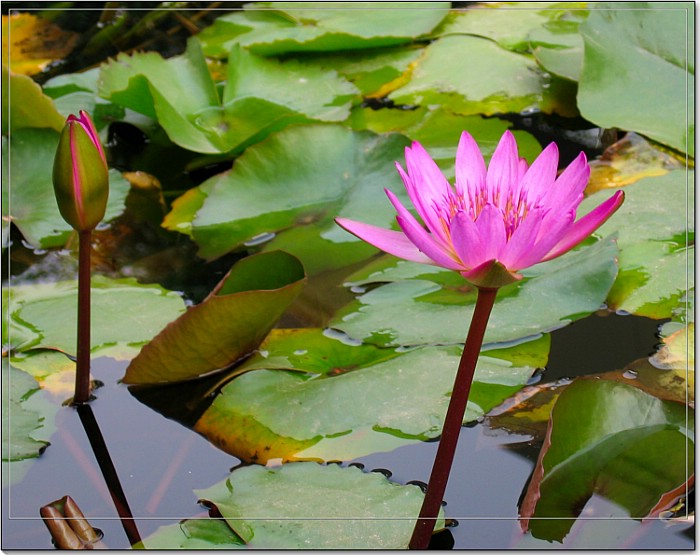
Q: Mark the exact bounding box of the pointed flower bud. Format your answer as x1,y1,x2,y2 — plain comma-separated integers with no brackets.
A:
52,111,109,232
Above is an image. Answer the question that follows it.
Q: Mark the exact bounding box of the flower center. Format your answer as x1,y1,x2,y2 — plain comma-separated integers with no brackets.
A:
435,185,532,240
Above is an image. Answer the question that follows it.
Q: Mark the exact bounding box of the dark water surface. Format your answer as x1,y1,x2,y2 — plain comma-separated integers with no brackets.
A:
2,313,693,550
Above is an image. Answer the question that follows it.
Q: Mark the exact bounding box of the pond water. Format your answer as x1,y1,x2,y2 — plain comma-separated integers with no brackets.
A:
2,312,692,550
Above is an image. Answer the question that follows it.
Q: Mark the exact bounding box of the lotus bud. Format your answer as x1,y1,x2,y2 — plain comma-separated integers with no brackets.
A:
52,111,109,232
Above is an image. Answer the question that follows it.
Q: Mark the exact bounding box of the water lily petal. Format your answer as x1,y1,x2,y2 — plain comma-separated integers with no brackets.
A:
546,152,590,211
486,131,519,208
404,142,452,208
450,210,486,269
541,190,625,262
386,189,463,270
474,204,507,261
499,209,544,269
335,218,434,265
515,211,576,269
396,162,450,247
455,131,486,201
520,142,559,205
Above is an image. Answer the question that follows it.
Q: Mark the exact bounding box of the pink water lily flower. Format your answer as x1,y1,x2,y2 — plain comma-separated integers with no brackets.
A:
336,130,624,289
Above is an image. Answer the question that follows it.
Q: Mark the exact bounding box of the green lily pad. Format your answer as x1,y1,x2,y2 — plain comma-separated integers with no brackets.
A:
98,40,357,154
194,462,445,549
2,360,50,461
2,128,131,248
520,378,693,542
291,45,424,96
167,124,411,272
123,251,306,385
2,67,65,133
388,35,544,116
194,329,545,462
3,276,186,360
434,2,587,53
137,518,246,550
578,3,694,155
196,2,450,57
580,170,693,250
331,237,619,348
348,105,543,178
607,241,693,319
526,5,589,81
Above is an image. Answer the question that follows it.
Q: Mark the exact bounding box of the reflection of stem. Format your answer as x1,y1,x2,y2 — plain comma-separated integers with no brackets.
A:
74,230,92,405
77,404,142,547
409,287,498,550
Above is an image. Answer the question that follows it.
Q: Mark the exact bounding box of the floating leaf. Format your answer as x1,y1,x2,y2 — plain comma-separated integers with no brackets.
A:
580,170,693,250
2,67,65,133
167,124,411,274
123,251,306,384
4,276,186,360
2,360,50,461
527,5,589,81
194,329,545,462
2,128,131,248
348,105,543,178
98,40,357,154
607,241,693,319
194,462,445,549
137,519,245,550
434,2,586,52
2,13,78,75
578,3,694,155
520,378,693,542
388,35,544,116
196,2,450,57
331,237,618,348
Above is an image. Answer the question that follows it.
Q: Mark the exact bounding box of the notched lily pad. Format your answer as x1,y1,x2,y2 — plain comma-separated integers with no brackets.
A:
331,237,619,348
167,124,411,274
3,276,186,360
2,360,51,461
123,250,306,384
195,462,445,549
196,2,451,57
388,35,545,116
194,330,545,462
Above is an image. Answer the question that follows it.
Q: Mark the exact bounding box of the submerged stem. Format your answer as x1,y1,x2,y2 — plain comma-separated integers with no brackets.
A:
408,286,499,549
73,230,92,405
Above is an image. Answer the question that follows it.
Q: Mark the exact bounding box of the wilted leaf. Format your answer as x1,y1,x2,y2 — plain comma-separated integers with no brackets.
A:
587,132,685,194
123,251,306,384
2,13,78,75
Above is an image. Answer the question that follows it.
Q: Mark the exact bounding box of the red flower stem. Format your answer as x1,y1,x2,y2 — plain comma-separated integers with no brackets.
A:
409,286,499,549
73,230,92,405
